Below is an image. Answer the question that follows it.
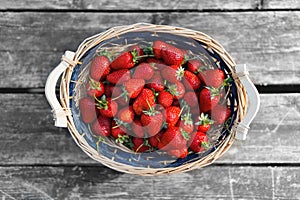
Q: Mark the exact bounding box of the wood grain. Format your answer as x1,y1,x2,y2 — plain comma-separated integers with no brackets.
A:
263,0,300,9
0,0,260,10
0,166,299,199
1,11,300,88
0,93,299,165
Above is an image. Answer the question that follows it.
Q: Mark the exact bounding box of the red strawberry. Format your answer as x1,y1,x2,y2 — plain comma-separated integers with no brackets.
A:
104,83,114,98
133,88,155,115
95,95,118,118
187,59,203,74
111,120,127,139
106,69,131,85
161,44,185,66
159,127,189,150
133,137,150,152
172,99,180,107
123,79,145,99
157,91,173,108
162,65,185,83
132,63,154,80
153,40,168,59
79,97,98,124
111,86,128,107
110,51,138,69
132,119,146,138
147,58,163,64
167,148,188,158
183,70,201,90
117,106,135,124
149,131,163,148
85,79,104,98
195,113,214,132
178,120,194,134
183,91,199,108
129,45,144,57
90,55,111,81
141,108,164,137
146,71,165,92
91,115,111,137
199,87,220,113
178,111,194,134
211,104,231,125
189,131,209,153
165,106,181,127
198,69,225,88
167,81,185,99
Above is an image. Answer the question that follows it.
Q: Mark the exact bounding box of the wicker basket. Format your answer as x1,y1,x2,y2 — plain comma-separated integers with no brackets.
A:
45,23,260,175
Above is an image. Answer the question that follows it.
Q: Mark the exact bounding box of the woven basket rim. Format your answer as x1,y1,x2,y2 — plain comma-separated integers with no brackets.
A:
59,23,248,176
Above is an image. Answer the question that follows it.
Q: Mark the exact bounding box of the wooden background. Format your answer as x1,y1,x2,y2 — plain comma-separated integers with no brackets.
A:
1,0,300,199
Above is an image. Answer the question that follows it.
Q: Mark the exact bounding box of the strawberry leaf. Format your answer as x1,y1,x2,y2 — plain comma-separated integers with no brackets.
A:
167,84,179,97
143,139,151,147
143,47,154,56
201,141,210,149
175,66,185,81
195,113,214,125
180,128,190,140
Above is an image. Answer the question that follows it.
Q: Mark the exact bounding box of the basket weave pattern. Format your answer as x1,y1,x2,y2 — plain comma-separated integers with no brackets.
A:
59,23,248,175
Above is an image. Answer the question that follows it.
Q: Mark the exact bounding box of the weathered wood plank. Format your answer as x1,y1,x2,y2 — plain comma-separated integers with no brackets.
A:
0,166,299,199
0,93,299,165
1,11,300,87
263,0,300,9
0,0,260,10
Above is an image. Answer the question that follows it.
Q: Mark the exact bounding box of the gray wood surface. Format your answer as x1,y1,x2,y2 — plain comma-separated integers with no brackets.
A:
263,0,300,9
1,0,300,199
0,166,299,200
1,93,299,165
1,11,300,88
0,0,260,10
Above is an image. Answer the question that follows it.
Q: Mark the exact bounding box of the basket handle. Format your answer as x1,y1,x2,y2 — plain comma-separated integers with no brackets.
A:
45,51,75,128
235,64,260,140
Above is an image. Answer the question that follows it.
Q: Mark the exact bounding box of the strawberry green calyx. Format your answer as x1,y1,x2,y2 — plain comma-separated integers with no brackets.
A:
220,77,232,89
162,121,168,129
175,66,185,81
131,49,140,63
195,113,214,126
149,62,158,70
180,128,190,140
95,95,109,110
205,86,220,98
88,78,102,90
96,50,112,61
196,66,205,74
116,135,134,148
114,118,132,131
182,54,190,65
167,84,179,97
201,141,210,149
181,111,193,125
143,46,154,56
142,105,159,116
143,139,151,147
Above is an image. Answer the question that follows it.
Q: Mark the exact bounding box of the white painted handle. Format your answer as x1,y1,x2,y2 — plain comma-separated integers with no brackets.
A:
45,51,75,127
235,64,260,140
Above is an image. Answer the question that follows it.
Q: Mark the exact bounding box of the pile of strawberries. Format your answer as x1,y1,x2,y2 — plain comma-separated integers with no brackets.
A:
79,40,231,159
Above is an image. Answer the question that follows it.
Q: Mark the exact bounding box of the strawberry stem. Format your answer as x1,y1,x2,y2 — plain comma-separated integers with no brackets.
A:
94,95,108,110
